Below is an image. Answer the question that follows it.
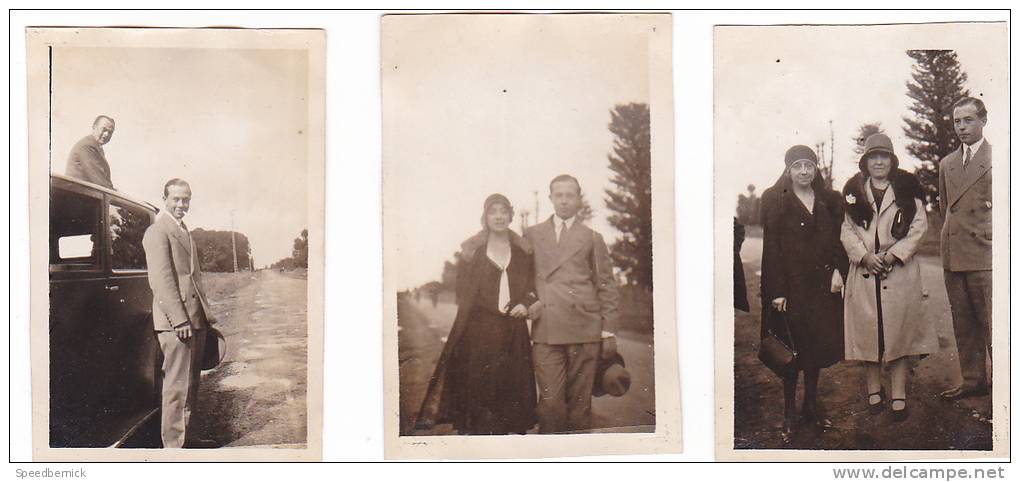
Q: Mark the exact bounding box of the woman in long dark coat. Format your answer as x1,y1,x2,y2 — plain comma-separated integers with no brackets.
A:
414,194,538,435
760,145,848,442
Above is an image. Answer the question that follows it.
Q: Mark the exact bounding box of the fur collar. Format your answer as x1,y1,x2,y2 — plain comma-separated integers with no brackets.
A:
458,229,533,262
842,168,924,229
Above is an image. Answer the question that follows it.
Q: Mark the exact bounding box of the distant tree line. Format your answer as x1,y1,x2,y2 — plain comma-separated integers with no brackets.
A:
270,229,309,270
192,228,252,272
736,184,761,227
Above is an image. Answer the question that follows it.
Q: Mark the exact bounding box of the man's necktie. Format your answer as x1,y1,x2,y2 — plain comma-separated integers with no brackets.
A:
964,146,972,168
556,221,563,244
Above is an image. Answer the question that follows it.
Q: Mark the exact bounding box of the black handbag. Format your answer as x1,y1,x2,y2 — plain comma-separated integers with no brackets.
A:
757,307,797,378
890,208,912,240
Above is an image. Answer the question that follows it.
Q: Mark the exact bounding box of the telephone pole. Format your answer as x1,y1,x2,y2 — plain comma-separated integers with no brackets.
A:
230,210,239,272
533,190,540,222
829,120,835,167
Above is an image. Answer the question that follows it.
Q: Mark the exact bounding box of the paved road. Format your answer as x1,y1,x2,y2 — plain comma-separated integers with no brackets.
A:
398,296,655,435
734,238,992,450
193,270,309,448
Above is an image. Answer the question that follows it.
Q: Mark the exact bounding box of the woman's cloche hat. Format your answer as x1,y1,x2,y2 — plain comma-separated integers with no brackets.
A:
784,145,818,167
858,133,899,171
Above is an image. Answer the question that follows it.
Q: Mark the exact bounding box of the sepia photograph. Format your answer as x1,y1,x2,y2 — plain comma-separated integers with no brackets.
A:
381,13,679,458
27,27,325,461
713,22,1009,460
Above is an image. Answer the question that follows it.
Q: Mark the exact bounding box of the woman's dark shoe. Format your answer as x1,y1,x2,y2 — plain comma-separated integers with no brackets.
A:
891,399,908,422
868,388,886,415
781,406,797,444
813,413,835,430
781,418,796,444
802,401,835,430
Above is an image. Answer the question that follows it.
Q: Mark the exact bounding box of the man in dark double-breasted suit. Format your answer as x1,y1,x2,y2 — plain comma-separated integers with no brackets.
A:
142,178,217,448
938,97,993,402
65,115,116,189
525,174,619,433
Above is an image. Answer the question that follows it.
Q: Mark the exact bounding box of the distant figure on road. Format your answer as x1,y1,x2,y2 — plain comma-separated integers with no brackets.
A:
65,115,116,189
142,178,218,448
938,97,993,405
841,133,932,422
429,289,439,308
525,174,619,434
416,194,537,434
760,146,847,443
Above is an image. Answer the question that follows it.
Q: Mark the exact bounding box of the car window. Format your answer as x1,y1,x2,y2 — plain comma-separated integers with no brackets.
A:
110,202,152,271
50,187,102,270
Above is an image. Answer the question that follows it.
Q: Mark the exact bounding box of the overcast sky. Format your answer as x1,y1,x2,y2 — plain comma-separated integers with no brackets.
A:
51,46,310,266
384,15,654,290
715,23,1008,209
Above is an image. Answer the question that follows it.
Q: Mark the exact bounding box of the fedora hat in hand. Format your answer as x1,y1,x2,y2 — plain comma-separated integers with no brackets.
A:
593,351,631,397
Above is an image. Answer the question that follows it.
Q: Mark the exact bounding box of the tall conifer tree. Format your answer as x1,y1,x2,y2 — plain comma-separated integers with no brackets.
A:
902,50,970,208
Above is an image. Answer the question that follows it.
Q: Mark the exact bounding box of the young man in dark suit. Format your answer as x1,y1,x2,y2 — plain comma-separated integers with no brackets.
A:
525,174,619,433
938,97,993,403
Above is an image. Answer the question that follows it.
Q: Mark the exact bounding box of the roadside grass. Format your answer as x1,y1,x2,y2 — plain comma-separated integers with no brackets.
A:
917,210,944,257
202,271,260,300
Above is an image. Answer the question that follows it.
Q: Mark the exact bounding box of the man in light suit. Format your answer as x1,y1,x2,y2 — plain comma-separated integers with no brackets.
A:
143,178,217,448
938,97,993,402
525,174,619,433
65,115,116,189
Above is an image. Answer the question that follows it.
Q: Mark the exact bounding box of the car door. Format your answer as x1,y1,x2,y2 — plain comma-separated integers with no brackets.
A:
105,197,159,414
48,178,108,446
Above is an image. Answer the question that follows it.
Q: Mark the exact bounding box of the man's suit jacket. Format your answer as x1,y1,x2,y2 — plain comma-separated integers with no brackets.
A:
938,140,992,272
65,135,114,189
142,213,213,331
525,217,619,344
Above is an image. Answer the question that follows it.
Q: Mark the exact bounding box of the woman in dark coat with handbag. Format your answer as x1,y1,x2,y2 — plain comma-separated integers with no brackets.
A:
414,194,538,435
759,145,848,442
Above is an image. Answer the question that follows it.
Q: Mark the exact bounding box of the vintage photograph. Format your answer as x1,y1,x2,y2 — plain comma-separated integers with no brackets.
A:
713,23,1009,460
381,14,679,458
27,28,325,461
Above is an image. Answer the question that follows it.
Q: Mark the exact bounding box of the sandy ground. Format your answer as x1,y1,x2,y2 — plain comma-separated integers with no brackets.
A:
130,270,309,448
195,270,309,447
733,237,993,450
397,295,655,435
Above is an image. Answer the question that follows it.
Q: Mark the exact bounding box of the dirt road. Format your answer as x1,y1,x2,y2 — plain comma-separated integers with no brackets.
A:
734,238,992,450
192,270,309,448
398,296,655,435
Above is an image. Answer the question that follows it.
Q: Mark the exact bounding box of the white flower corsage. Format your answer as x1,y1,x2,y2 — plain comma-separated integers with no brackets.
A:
845,193,857,205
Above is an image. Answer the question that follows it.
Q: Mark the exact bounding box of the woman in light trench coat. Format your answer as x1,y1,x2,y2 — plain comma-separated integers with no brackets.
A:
841,134,936,422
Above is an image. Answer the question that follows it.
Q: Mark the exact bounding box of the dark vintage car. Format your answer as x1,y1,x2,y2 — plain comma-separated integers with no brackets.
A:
49,173,162,447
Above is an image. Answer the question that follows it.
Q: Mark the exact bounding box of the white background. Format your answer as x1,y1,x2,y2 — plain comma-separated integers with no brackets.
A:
5,4,1015,479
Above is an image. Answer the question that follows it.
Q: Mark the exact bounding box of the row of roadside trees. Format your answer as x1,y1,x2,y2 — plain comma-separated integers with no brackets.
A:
270,229,309,270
